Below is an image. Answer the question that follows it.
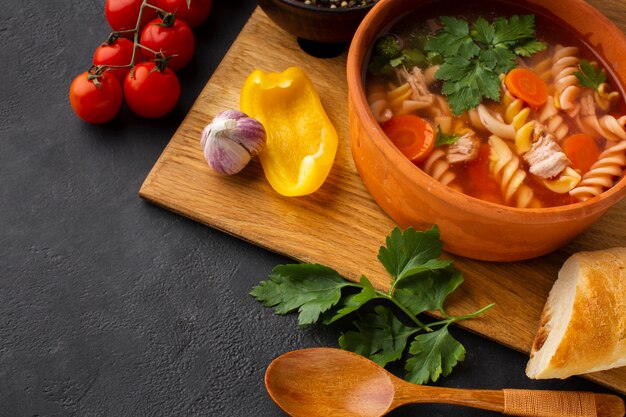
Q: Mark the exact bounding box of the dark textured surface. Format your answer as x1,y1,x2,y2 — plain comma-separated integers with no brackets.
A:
0,1,624,416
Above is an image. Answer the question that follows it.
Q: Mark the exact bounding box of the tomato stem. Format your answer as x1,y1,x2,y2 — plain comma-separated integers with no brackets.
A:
86,68,103,89
128,1,171,69
127,0,149,72
136,42,160,55
92,1,175,78
143,2,165,13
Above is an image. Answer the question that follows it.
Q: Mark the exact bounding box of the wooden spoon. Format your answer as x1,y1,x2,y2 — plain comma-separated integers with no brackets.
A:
265,348,625,417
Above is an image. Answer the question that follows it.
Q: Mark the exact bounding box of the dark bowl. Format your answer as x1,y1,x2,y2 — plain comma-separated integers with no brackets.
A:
258,0,375,45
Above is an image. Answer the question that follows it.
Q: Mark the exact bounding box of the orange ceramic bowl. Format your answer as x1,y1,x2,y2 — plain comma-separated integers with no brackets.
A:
347,0,626,261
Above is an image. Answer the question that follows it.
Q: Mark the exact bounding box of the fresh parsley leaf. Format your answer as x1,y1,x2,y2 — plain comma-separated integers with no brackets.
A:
402,49,428,68
436,55,476,82
438,62,485,115
425,16,480,59
327,276,378,324
435,127,460,147
389,56,403,67
492,14,537,46
475,66,503,101
426,14,546,115
405,326,466,384
339,305,417,367
436,52,503,114
378,226,446,282
249,264,349,326
251,226,493,385
575,59,606,90
514,39,549,57
388,49,428,69
479,48,517,76
394,267,464,316
471,16,495,45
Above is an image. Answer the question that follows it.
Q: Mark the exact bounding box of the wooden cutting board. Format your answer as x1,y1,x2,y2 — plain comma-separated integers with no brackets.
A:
140,5,626,393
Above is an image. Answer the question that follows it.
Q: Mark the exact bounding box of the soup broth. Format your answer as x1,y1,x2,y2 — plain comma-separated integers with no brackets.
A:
365,0,626,208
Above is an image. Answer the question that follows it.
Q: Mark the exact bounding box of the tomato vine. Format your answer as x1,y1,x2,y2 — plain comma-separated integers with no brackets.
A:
70,0,212,123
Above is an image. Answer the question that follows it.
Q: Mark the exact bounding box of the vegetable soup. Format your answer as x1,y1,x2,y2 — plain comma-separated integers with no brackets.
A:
365,0,626,208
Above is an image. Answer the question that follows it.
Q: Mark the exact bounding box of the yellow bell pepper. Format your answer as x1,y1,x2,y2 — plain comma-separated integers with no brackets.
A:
240,67,338,196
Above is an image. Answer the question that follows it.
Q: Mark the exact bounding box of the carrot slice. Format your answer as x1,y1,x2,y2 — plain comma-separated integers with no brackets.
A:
561,133,600,174
382,115,435,163
504,68,548,108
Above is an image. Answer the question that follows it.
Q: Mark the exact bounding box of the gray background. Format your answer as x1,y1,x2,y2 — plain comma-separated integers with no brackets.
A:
1,0,624,416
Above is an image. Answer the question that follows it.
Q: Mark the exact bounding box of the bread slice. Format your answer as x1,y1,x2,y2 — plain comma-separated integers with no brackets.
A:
526,247,626,379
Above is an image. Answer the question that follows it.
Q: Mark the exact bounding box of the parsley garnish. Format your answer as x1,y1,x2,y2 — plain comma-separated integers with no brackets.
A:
435,126,460,147
425,15,546,115
574,59,606,90
250,226,494,385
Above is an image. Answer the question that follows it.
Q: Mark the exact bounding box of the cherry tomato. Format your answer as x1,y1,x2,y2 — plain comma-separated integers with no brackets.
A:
140,18,195,72
124,62,181,118
153,0,213,28
105,0,157,34
93,38,136,83
69,71,123,124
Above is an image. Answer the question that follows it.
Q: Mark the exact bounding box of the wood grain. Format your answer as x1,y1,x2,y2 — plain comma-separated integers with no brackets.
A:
139,5,626,393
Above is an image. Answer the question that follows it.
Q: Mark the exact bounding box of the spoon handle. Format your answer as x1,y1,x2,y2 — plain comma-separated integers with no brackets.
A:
502,389,602,417
396,385,625,417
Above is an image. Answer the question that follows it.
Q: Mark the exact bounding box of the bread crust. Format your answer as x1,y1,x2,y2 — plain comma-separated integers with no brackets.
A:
526,247,626,379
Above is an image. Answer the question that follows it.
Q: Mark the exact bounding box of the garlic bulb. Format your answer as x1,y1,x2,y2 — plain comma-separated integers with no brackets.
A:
201,110,266,175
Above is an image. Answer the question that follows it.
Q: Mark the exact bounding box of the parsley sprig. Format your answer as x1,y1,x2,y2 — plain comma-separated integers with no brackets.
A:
435,126,460,147
574,59,606,90
250,226,494,384
425,15,546,115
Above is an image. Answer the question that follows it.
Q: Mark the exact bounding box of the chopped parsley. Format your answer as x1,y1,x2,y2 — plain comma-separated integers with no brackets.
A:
575,59,606,90
250,226,493,385
425,15,546,115
435,126,460,147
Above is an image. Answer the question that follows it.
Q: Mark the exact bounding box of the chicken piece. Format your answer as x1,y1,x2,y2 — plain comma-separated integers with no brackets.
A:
447,133,481,164
524,133,571,179
396,66,433,106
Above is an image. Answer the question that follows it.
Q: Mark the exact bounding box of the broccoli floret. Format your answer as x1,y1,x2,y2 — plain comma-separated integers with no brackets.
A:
427,51,443,66
373,34,402,61
369,34,432,76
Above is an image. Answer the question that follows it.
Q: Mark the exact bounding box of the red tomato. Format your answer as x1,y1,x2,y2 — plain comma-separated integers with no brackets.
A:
140,18,195,72
105,0,157,34
124,62,181,118
153,0,213,28
93,38,136,82
69,71,123,124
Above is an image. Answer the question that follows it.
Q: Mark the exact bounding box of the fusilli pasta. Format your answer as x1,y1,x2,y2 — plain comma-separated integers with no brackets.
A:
366,82,393,123
552,45,581,115
542,167,581,194
570,140,626,201
578,93,626,142
477,104,515,140
421,148,458,189
595,82,620,111
489,135,540,208
537,96,569,141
